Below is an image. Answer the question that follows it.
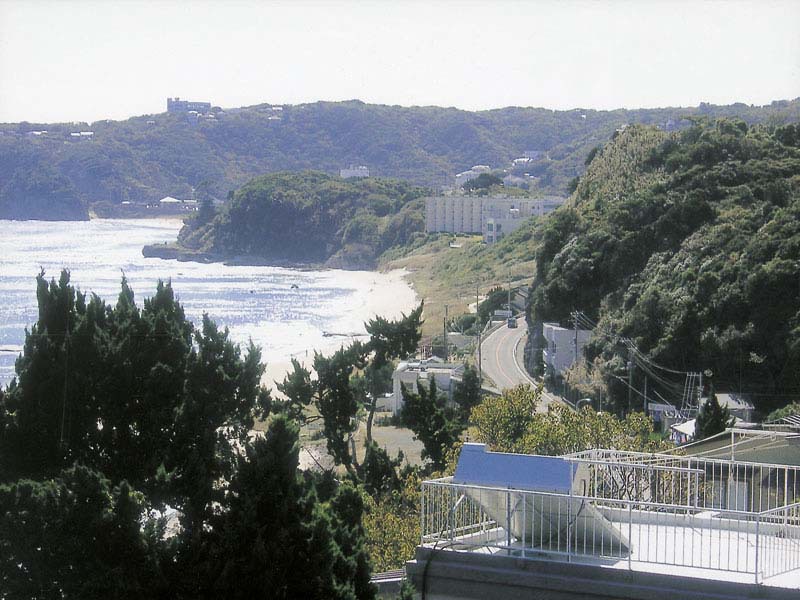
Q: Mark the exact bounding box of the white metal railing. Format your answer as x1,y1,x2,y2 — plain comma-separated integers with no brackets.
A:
570,449,800,513
421,477,800,584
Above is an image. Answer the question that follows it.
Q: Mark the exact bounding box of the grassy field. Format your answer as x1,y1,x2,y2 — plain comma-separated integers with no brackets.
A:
380,229,540,337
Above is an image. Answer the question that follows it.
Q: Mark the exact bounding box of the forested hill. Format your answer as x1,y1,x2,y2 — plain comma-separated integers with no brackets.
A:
530,119,800,415
159,172,426,269
2,99,799,219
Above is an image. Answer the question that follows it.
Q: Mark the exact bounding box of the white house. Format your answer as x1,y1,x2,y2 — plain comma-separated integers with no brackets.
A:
340,165,369,178
380,359,465,415
542,322,592,378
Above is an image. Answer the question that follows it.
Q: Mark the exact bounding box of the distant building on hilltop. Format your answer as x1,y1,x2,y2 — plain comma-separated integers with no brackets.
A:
167,97,212,113
340,165,369,178
455,165,492,188
523,150,545,160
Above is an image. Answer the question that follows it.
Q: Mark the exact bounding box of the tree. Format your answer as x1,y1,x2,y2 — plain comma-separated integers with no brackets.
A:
470,384,665,455
0,272,387,599
399,378,462,470
362,469,422,573
694,386,733,441
277,305,423,477
463,173,503,192
452,364,482,421
0,464,166,600
362,305,423,443
196,196,216,225
201,415,375,600
470,384,538,453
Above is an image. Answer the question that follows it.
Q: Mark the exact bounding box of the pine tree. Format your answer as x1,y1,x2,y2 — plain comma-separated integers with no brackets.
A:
452,364,482,421
694,386,733,441
399,378,463,471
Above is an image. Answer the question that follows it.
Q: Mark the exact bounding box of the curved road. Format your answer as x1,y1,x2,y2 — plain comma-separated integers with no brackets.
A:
480,316,564,412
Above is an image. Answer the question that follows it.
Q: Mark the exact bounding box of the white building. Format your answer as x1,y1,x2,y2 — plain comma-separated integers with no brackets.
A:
425,196,565,242
711,392,754,422
542,322,592,378
424,196,482,234
381,359,465,415
340,165,369,178
455,165,493,187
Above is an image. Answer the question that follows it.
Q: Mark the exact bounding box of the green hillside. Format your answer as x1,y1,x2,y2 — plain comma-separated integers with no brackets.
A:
385,118,800,414
530,119,800,414
167,171,426,268
2,99,799,219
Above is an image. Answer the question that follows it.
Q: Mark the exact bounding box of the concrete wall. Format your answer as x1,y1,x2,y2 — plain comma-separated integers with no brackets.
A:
405,546,796,600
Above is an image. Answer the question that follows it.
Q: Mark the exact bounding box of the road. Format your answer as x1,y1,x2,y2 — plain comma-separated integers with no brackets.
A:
479,316,564,412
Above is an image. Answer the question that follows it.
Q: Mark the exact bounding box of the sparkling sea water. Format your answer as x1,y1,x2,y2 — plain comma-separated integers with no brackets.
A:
0,219,417,388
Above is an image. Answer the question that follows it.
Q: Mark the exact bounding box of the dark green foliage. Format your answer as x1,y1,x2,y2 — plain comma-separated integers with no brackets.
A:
476,286,509,325
278,306,423,477
766,402,800,423
450,312,477,334
452,365,482,420
531,119,800,412
0,164,87,220
359,442,402,497
202,415,375,600
399,379,463,471
396,580,416,600
195,196,216,225
178,172,426,267
695,387,733,440
463,172,503,191
0,464,166,599
3,100,798,219
0,271,377,598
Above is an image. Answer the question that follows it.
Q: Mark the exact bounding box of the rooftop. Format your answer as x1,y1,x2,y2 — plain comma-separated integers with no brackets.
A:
415,444,800,595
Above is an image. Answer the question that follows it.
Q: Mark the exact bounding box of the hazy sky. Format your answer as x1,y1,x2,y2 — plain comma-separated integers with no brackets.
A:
1,0,798,123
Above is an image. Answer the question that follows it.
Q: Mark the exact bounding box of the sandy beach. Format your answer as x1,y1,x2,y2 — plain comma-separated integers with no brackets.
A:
261,267,418,392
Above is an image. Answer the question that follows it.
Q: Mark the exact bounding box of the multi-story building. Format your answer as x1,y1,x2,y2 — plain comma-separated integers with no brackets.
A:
167,97,212,113
425,196,565,243
424,196,483,234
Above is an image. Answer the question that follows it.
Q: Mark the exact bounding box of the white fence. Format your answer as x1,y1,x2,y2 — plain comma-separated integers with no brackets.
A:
422,453,800,583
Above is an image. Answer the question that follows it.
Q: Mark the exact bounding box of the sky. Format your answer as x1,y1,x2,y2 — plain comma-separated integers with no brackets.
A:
0,0,798,124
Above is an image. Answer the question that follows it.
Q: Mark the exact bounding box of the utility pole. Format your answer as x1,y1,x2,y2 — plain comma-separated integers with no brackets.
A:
476,285,482,384
507,270,512,316
643,376,648,415
698,371,704,411
572,311,579,367
443,304,449,362
627,342,634,415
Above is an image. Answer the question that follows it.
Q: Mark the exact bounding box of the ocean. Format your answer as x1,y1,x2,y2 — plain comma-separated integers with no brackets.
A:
0,218,417,388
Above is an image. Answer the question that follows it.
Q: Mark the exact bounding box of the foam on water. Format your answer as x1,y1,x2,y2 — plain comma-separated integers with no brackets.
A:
0,219,417,387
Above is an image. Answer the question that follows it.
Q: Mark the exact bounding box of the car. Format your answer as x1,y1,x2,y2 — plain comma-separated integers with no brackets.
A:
507,317,517,328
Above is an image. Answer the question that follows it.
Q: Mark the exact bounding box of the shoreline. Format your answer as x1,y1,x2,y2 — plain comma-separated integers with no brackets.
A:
261,267,418,392
141,242,329,269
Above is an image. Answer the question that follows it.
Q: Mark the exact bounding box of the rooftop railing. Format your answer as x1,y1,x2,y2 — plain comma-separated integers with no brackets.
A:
422,457,800,584
570,448,800,513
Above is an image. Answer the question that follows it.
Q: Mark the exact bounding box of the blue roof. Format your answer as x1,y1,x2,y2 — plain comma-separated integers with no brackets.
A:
452,443,574,493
